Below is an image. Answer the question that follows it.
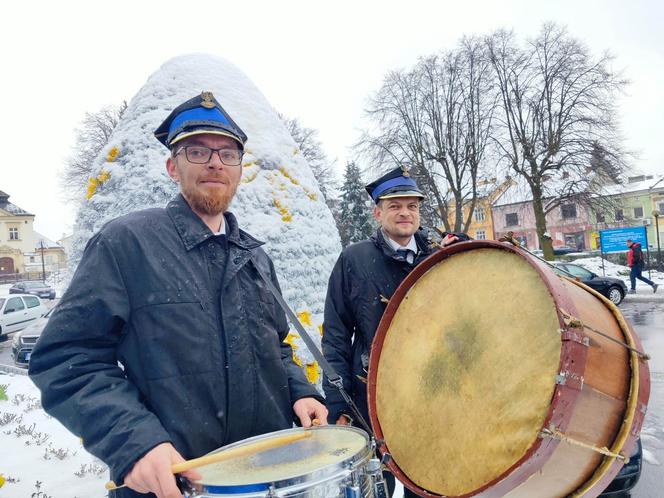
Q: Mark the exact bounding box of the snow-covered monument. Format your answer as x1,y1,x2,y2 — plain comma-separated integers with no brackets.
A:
71,54,342,384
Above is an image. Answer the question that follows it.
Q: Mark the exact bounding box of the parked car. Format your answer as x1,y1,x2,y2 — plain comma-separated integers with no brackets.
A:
0,294,47,338
552,262,628,305
553,245,580,256
599,438,642,497
9,280,56,300
11,306,54,367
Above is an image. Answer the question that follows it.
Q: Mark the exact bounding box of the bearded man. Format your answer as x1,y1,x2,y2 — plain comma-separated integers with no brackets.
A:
29,92,327,498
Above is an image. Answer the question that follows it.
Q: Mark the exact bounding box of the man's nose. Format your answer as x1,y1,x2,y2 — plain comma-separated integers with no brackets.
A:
207,151,225,169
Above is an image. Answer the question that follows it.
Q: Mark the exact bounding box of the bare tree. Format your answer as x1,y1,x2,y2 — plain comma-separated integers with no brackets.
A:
280,115,338,203
487,24,628,259
359,37,497,232
61,102,127,202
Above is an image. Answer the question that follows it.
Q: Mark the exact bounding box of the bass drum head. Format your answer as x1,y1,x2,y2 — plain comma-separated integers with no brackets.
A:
195,426,369,490
373,247,562,496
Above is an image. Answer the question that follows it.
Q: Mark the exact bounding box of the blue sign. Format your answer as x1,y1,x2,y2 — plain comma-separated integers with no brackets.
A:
599,226,648,254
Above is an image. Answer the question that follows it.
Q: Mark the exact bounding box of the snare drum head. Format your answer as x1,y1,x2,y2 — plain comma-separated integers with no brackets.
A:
195,426,368,488
373,247,562,496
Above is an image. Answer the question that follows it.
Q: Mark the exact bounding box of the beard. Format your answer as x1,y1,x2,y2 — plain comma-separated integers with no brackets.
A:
181,174,239,216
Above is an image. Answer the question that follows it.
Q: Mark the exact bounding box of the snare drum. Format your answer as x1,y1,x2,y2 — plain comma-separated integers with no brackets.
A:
184,426,377,497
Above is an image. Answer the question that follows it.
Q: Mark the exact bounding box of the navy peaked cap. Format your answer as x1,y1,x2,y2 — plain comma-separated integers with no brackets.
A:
365,166,425,203
154,91,247,149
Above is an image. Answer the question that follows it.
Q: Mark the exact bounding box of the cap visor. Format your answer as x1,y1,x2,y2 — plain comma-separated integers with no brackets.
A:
170,129,244,148
378,190,425,200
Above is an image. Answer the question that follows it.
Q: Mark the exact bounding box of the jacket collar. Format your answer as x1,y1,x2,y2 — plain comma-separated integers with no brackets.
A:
167,194,264,252
372,227,432,262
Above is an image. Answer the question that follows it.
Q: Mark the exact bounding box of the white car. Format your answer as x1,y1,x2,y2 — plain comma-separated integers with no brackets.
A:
0,294,47,338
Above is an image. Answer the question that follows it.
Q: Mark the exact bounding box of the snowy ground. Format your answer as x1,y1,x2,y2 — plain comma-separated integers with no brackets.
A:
0,375,109,497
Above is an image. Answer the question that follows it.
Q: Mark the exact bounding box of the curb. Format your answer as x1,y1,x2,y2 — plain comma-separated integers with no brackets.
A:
0,363,28,376
623,295,664,303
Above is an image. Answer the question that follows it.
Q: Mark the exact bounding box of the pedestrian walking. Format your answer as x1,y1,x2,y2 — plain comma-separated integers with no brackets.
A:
627,239,658,293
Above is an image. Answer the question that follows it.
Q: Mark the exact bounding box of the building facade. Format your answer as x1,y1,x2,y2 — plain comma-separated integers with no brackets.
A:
0,190,38,274
0,190,66,276
445,178,514,240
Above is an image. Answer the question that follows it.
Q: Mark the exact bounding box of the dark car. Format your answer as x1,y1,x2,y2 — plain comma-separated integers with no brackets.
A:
10,306,54,367
553,245,580,256
9,280,56,300
552,262,628,305
599,438,642,497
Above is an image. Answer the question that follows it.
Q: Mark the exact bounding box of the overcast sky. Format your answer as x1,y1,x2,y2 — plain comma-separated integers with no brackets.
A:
1,0,662,241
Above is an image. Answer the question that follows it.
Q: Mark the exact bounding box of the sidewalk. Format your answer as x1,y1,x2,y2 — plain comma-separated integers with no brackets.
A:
623,284,664,303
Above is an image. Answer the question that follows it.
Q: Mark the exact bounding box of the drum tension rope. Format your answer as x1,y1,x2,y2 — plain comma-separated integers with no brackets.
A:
539,425,628,462
561,310,650,361
251,257,375,437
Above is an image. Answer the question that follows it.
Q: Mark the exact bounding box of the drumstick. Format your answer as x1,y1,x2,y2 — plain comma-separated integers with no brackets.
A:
105,430,313,491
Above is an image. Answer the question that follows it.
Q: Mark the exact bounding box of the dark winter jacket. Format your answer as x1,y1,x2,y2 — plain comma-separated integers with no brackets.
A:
322,228,437,425
627,242,645,268
29,194,322,497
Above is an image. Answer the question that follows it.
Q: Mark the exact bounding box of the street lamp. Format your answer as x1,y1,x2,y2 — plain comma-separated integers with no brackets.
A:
653,210,662,270
39,239,46,283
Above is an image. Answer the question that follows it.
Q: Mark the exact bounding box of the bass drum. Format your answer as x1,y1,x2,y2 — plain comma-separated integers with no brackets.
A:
367,240,649,497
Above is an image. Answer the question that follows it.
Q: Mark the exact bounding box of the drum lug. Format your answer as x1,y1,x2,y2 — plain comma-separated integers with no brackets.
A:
556,370,584,390
560,328,589,346
367,458,389,498
344,485,362,498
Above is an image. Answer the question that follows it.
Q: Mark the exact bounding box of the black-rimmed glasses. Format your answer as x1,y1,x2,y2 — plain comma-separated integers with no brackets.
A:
175,146,243,166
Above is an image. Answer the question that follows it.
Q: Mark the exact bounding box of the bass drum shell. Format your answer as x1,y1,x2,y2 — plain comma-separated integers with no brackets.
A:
367,240,649,498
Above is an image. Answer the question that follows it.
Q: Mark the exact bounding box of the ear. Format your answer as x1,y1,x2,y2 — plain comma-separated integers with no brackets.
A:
373,204,382,223
166,157,179,183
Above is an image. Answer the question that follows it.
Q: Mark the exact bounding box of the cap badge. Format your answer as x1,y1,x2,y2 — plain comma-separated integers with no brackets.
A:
200,91,216,109
401,165,410,177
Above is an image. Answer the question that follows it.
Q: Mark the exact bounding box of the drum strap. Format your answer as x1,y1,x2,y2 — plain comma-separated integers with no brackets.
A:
251,257,374,436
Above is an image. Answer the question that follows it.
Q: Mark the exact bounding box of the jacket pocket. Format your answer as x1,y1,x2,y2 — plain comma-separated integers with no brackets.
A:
130,298,216,381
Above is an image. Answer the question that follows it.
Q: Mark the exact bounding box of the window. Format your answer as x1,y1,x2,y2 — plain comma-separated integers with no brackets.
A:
505,213,519,226
23,296,40,308
9,227,19,240
615,209,624,221
474,208,486,222
633,207,644,219
596,212,606,223
29,256,35,263
475,230,486,240
5,296,25,313
562,264,592,279
658,202,664,214
561,204,577,219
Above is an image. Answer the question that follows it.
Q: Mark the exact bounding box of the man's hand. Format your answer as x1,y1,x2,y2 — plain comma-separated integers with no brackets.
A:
440,233,461,248
124,442,202,498
335,414,352,426
293,397,328,428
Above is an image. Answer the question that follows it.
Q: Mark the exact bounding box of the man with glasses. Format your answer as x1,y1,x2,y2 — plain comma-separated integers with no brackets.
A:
29,92,327,498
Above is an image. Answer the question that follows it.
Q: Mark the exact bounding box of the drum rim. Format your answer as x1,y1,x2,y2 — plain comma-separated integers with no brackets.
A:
367,240,591,497
189,426,373,493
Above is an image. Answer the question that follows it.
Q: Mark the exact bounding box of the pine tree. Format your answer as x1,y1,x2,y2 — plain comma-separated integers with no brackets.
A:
338,162,374,246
